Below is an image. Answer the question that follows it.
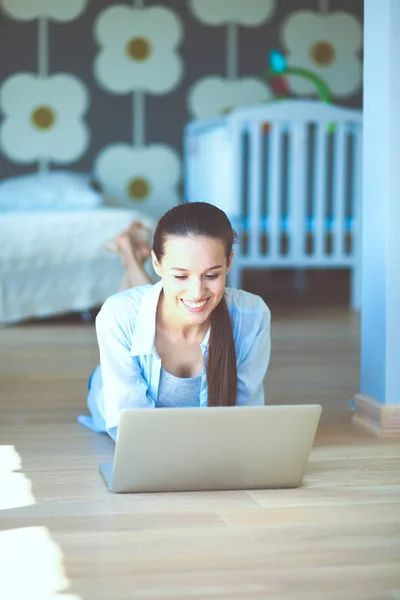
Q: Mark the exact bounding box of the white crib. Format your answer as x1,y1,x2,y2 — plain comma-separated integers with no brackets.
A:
184,100,363,310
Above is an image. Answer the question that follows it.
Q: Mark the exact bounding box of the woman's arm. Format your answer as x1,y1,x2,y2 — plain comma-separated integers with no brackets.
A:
95,296,155,432
235,303,271,406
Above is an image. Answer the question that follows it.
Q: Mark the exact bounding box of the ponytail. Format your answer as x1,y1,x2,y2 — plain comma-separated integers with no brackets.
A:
207,295,237,406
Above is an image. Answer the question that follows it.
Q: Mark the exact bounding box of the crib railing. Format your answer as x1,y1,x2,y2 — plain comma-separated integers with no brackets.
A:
184,100,363,309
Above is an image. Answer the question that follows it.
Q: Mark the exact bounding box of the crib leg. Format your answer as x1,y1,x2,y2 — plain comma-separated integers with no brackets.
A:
293,269,308,296
228,264,241,289
350,265,361,312
80,310,94,322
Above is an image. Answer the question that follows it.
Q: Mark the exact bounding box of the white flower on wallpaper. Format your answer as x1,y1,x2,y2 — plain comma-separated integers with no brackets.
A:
2,0,87,21
188,76,271,118
0,73,89,163
94,5,183,95
281,11,362,98
189,0,275,26
94,144,181,219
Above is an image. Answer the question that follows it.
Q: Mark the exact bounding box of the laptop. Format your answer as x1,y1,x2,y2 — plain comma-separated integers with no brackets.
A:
100,404,322,493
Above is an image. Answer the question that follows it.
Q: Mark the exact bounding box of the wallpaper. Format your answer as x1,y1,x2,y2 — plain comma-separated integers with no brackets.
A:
0,0,363,220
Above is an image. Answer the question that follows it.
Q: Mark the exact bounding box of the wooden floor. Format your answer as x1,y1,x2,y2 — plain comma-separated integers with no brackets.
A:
1,308,399,600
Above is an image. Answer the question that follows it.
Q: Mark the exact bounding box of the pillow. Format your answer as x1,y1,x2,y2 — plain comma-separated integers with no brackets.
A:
0,170,103,212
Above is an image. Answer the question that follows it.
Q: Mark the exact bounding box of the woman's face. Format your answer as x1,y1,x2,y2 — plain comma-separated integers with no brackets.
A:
152,235,232,328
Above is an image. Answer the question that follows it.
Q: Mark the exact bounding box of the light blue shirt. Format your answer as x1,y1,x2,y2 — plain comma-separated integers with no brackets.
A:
78,280,271,440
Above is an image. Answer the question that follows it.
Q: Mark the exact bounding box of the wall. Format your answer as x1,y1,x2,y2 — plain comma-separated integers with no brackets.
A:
0,0,363,220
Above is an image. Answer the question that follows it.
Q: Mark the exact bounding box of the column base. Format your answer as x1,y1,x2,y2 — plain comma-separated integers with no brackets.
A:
352,394,400,437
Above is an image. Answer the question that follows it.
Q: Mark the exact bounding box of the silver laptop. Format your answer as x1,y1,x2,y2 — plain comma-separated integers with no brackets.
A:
100,404,322,493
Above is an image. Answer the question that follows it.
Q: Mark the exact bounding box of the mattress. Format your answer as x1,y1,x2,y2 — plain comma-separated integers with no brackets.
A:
0,208,156,324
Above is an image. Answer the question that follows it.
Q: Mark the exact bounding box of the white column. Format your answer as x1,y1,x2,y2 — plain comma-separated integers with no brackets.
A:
353,0,400,435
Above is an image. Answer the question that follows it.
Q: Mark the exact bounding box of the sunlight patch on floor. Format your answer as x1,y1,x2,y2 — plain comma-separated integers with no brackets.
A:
0,526,81,600
0,445,35,510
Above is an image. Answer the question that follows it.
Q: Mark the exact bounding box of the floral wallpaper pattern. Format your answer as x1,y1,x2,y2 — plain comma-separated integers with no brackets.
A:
0,0,363,219
282,10,363,97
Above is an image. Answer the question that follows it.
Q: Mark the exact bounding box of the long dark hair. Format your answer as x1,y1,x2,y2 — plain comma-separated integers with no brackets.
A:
153,202,238,406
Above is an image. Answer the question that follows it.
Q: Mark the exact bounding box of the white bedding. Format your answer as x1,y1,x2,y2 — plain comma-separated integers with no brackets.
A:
0,208,156,324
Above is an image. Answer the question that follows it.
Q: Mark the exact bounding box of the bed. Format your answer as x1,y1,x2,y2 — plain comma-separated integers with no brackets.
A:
0,208,156,324
0,172,156,324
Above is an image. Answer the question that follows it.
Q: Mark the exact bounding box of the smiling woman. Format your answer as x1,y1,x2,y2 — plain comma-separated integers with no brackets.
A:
78,202,271,441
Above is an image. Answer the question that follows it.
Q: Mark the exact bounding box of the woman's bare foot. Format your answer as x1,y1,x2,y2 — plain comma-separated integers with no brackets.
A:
126,221,152,263
105,221,152,265
105,221,154,290
114,231,148,267
109,222,153,290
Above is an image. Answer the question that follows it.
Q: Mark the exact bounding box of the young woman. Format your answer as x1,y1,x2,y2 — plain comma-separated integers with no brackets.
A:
78,202,271,441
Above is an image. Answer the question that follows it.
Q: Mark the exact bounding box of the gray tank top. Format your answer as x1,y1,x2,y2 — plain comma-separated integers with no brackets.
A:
157,367,201,408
